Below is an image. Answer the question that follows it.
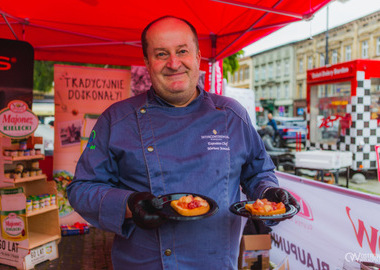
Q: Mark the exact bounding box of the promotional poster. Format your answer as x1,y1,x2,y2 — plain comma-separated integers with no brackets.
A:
53,65,131,225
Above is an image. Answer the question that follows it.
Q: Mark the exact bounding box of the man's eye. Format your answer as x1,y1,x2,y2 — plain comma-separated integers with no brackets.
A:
157,52,167,58
178,50,188,55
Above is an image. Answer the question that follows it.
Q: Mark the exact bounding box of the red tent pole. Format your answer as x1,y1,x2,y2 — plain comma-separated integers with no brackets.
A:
1,13,18,40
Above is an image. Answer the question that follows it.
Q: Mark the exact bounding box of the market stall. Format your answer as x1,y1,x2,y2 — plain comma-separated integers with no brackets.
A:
306,59,380,172
1,1,339,268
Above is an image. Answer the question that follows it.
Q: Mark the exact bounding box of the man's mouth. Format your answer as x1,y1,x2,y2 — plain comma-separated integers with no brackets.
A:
164,72,186,77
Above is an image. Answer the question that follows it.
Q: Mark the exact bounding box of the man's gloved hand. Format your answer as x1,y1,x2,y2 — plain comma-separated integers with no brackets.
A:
263,187,300,213
128,192,165,229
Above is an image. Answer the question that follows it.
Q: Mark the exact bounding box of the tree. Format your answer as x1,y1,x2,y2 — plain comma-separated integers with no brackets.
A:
222,50,244,82
33,61,55,93
33,61,130,93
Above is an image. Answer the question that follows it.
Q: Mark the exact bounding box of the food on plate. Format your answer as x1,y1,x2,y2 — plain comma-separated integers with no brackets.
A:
170,195,210,216
245,199,286,216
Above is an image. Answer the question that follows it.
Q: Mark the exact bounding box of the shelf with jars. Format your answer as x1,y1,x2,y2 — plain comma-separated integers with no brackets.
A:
0,135,61,269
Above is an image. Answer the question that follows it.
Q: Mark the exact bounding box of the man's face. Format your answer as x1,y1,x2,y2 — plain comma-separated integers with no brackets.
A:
144,18,201,107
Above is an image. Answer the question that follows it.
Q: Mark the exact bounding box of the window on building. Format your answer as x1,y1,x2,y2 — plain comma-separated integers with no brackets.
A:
318,85,325,97
362,40,369,58
284,83,289,99
307,56,313,69
284,59,289,76
276,85,281,99
254,68,259,82
276,61,281,78
239,69,243,81
320,54,325,67
268,63,273,79
244,67,249,80
262,86,266,98
261,65,266,80
269,86,274,97
234,71,238,82
298,83,303,99
298,59,303,73
376,37,380,55
309,82,351,145
257,87,261,99
332,50,338,64
370,78,380,121
345,45,351,61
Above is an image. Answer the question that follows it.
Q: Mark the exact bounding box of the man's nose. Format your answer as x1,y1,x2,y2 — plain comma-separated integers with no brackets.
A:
166,55,181,70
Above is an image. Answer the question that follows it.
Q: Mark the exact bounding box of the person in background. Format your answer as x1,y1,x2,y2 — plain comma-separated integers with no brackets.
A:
267,113,278,135
67,16,299,270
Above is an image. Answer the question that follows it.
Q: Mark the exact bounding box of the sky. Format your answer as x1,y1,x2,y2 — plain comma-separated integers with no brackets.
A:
243,0,380,56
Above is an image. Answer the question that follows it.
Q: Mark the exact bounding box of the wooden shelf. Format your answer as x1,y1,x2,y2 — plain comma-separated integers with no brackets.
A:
3,174,47,184
26,205,58,217
3,155,44,162
28,232,61,250
1,135,61,267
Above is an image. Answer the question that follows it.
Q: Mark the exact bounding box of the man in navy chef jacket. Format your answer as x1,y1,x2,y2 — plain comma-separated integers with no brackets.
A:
67,16,299,270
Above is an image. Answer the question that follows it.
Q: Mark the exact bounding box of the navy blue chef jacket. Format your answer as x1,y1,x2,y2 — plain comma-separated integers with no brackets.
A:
67,87,279,270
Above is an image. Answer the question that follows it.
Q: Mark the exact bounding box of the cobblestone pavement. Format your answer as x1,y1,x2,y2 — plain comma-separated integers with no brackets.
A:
0,227,114,270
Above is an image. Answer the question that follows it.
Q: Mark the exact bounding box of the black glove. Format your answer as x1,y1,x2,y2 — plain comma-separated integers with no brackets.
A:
263,187,300,213
128,192,165,229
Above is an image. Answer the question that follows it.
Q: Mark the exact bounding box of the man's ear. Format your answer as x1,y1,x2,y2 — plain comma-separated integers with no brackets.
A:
143,57,149,67
197,50,201,66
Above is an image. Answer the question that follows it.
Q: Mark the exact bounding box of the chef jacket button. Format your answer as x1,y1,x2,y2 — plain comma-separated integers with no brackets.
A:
140,108,146,114
147,146,154,152
164,249,172,256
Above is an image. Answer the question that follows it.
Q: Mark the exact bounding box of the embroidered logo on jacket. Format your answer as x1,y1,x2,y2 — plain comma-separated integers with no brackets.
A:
201,130,230,151
86,130,97,150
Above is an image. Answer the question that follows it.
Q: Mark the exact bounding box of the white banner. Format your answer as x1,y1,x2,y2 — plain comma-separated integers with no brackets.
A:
271,172,380,270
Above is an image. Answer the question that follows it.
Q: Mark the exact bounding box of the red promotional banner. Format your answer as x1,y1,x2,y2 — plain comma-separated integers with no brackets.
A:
307,62,354,83
203,61,223,95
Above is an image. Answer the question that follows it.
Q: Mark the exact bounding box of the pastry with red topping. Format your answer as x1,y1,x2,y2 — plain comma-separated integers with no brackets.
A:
245,198,286,216
170,195,210,216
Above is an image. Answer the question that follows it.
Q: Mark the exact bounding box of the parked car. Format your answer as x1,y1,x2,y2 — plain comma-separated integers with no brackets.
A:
273,117,306,147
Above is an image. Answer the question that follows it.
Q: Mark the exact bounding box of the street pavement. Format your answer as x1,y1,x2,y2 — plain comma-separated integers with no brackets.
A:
0,227,114,270
283,166,380,195
345,177,380,195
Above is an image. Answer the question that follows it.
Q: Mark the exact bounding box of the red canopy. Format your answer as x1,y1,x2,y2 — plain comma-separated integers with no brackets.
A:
0,0,331,66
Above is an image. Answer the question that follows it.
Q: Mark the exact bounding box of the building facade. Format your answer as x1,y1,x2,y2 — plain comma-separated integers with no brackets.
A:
295,10,380,115
252,44,296,121
228,56,253,89
230,44,297,122
229,9,380,120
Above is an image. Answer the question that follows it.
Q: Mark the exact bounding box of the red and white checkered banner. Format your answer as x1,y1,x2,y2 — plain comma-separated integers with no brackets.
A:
203,60,223,95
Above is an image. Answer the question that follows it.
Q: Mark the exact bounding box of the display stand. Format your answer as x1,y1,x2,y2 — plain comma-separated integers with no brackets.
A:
306,60,380,172
294,150,352,188
0,135,61,270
